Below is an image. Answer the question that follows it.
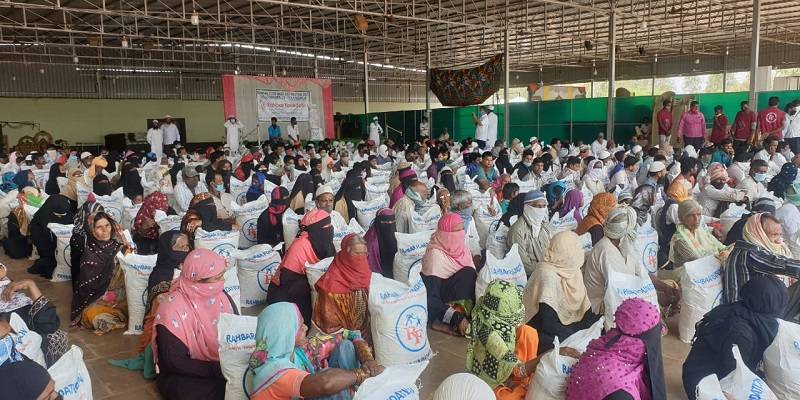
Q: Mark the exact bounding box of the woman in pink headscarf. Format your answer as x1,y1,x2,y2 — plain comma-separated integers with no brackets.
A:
389,168,418,207
565,298,666,400
151,248,235,400
421,213,477,336
267,208,335,326
559,189,584,224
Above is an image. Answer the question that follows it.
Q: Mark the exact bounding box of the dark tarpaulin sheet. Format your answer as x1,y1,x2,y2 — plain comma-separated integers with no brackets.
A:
430,54,503,106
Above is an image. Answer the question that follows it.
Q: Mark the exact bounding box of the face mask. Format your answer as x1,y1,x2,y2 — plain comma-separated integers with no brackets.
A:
754,173,768,183
68,155,78,162
523,161,532,167
711,181,726,190
524,205,548,225
589,169,604,180
215,183,225,193
456,206,473,225
46,150,57,160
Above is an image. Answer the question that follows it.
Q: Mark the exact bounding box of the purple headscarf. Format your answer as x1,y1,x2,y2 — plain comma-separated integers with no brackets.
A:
364,208,397,278
559,189,584,224
389,169,418,208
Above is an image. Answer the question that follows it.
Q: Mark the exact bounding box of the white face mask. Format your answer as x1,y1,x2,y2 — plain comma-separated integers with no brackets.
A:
523,204,548,228
589,168,604,181
46,150,57,160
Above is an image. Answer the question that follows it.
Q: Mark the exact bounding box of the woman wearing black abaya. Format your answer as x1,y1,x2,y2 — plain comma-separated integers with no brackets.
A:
438,166,457,194
44,163,64,196
333,165,366,221
26,194,75,279
499,193,526,227
120,162,144,202
69,200,104,287
257,187,290,247
93,174,113,196
364,208,398,278
682,275,787,399
287,173,316,213
180,193,233,245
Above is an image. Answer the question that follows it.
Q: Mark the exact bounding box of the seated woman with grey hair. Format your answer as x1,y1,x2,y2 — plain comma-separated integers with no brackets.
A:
583,206,680,315
667,199,726,281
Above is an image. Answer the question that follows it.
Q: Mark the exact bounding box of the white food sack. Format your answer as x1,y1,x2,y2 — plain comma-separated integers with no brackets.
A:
720,203,748,237
306,257,335,307
217,313,258,400
764,319,800,400
603,266,659,330
528,318,605,400
409,206,441,233
353,361,429,400
333,219,365,252
121,197,143,231
475,244,526,298
93,188,124,223
720,345,777,400
48,345,93,400
194,228,241,309
9,312,46,366
679,256,723,343
230,195,268,248
393,230,435,284
353,197,389,229
549,212,578,233
154,210,182,233
117,252,158,334
233,244,282,308
486,219,512,259
281,208,302,247
47,223,74,283
229,176,252,206
634,220,659,274
369,267,432,366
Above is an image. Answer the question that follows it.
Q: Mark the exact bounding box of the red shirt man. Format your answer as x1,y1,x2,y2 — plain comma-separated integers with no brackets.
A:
709,106,729,145
758,97,787,141
731,102,756,142
656,100,673,136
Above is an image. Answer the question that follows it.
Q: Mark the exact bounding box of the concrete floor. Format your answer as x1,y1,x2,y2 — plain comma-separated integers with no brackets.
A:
4,252,691,399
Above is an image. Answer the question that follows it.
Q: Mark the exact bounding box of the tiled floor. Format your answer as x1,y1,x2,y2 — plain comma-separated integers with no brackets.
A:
4,253,691,399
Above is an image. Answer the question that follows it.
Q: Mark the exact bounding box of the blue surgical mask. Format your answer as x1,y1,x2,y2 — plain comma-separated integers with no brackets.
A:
754,173,768,183
68,155,78,162
215,183,225,192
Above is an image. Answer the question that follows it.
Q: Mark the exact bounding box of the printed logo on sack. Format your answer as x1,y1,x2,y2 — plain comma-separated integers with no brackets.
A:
242,219,258,243
257,261,280,292
63,246,72,267
236,192,247,206
642,242,658,273
213,243,236,261
395,304,427,352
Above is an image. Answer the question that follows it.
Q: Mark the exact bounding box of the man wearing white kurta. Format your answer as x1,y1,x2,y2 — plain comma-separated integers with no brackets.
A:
224,115,243,154
161,115,180,157
485,105,498,150
473,106,489,149
286,117,301,145
369,116,383,144
146,119,163,158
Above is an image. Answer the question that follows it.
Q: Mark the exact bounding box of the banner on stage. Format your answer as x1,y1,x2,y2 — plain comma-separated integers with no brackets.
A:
256,90,310,122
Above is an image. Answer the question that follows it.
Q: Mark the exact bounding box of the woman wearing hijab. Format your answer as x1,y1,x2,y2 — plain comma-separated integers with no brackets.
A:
467,280,539,400
60,166,83,208
0,359,59,400
363,208,397,278
267,209,335,326
44,162,64,196
12,169,35,190
246,171,267,203
433,373,496,400
180,193,233,243
288,173,316,213
566,298,665,400
312,234,372,340
234,153,255,181
120,162,144,202
1,266,69,366
2,187,39,259
582,159,607,195
524,231,599,354
508,190,553,275
777,183,800,259
69,200,104,286
132,192,170,254
496,149,514,175
438,166,457,194
683,275,787,399
698,163,747,217
333,166,366,221
421,213,477,337
248,302,383,400
655,179,691,267
721,212,800,303
768,162,798,199
559,189,584,224
390,168,418,208
257,187,290,247
92,174,113,196
669,199,726,275
630,185,656,226
26,194,75,279
71,211,128,334
152,248,235,400
575,192,617,245
546,180,567,216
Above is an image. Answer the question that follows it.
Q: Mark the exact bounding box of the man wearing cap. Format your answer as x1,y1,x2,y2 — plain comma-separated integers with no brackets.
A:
472,106,490,149
174,165,209,213
224,115,243,154
79,151,93,170
161,115,180,157
315,185,335,213
644,159,667,192
147,119,163,159
368,116,383,144
507,190,552,275
590,133,607,157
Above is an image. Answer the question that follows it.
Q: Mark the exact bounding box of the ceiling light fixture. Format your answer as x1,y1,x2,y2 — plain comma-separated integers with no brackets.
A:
190,11,200,26
73,56,79,64
121,36,129,48
694,57,700,64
